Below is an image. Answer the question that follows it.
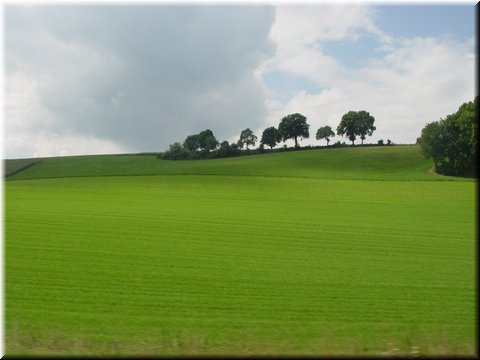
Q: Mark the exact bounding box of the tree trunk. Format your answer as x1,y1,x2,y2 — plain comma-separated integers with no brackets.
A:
326,139,330,146
294,136,298,148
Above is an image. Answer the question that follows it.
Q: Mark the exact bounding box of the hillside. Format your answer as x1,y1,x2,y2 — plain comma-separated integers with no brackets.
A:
4,145,468,181
4,143,476,355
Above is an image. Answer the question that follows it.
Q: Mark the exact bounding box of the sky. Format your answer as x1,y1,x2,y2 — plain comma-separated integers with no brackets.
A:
1,1,476,159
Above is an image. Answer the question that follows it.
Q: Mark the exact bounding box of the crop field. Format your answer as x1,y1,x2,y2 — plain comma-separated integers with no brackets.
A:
4,145,477,355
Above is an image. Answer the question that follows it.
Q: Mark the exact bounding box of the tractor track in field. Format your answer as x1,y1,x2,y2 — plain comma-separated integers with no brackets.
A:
5,160,42,178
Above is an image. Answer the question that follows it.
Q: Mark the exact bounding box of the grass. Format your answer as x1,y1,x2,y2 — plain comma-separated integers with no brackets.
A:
4,145,477,355
4,158,42,177
5,145,464,181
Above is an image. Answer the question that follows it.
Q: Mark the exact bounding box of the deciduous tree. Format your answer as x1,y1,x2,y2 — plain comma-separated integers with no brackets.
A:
420,121,444,170
260,126,281,149
198,129,219,152
183,134,200,152
315,125,335,146
238,128,257,150
356,111,376,145
278,113,310,148
419,97,477,177
337,110,376,145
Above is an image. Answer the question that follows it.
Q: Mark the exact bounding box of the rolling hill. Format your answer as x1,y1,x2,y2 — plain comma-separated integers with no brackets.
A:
4,145,468,181
4,145,476,355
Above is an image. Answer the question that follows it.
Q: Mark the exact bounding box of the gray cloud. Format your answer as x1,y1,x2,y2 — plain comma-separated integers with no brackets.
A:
5,5,275,155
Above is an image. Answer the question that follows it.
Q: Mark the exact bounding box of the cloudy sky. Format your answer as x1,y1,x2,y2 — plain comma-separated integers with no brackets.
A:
2,1,476,159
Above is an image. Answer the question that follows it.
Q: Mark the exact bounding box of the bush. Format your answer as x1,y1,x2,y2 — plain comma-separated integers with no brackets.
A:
161,142,190,160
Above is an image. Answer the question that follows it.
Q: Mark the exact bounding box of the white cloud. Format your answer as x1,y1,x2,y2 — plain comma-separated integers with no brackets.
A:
265,5,392,86
4,5,275,158
260,5,475,146
3,4,475,157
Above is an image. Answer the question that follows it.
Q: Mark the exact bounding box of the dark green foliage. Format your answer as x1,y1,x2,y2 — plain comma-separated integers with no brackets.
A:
228,142,240,156
419,97,477,177
214,141,230,158
316,126,335,145
237,128,257,150
215,141,240,158
183,134,200,152
337,111,358,144
420,122,444,169
278,113,310,148
337,110,376,145
357,111,376,144
161,142,190,160
377,139,384,145
198,129,219,152
261,126,282,149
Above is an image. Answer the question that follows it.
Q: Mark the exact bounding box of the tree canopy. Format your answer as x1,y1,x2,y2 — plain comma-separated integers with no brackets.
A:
183,134,200,152
278,113,310,148
238,128,257,150
260,126,281,149
356,111,376,144
337,110,376,145
316,125,335,145
419,97,477,177
198,129,219,152
162,142,189,160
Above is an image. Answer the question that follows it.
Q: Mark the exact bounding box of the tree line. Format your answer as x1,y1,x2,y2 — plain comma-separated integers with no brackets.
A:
418,97,477,177
160,110,383,160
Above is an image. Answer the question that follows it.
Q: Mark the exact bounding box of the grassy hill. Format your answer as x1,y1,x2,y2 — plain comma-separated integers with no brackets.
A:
4,145,468,181
4,145,476,355
4,158,42,177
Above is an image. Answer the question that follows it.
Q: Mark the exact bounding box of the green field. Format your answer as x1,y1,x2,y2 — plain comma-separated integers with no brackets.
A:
4,145,477,355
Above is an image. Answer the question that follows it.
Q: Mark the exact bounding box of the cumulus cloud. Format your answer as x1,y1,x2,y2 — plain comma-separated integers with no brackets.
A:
264,5,392,86
4,5,275,158
4,4,475,157
262,5,475,146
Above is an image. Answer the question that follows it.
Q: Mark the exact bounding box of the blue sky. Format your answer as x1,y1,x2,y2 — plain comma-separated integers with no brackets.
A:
265,5,475,99
374,5,474,41
3,2,476,158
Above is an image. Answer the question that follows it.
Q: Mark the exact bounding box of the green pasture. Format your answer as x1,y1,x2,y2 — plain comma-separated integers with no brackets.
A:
4,145,477,355
4,158,41,177
6,145,463,181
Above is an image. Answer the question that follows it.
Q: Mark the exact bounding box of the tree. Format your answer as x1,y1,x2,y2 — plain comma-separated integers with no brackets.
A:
215,140,232,158
337,110,376,145
228,142,240,156
315,125,335,146
183,134,200,152
278,113,310,148
238,128,257,150
336,111,358,145
356,111,376,144
437,99,476,176
419,97,477,177
162,142,190,160
260,126,281,149
420,121,444,170
198,129,218,152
